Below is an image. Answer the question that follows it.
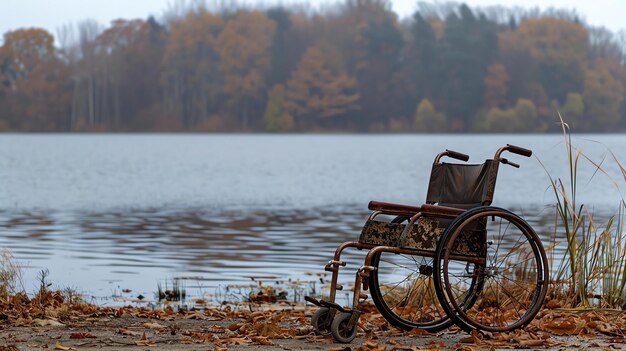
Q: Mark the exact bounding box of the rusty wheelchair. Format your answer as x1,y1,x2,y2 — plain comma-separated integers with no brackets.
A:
305,144,549,343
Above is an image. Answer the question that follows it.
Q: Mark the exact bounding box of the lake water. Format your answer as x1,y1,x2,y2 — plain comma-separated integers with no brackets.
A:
0,134,624,302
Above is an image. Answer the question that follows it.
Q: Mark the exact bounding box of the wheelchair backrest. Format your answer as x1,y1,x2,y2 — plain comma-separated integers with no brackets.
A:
425,159,499,209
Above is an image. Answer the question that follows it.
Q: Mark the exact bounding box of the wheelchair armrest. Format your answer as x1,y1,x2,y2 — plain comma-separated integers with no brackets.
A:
367,201,422,215
420,204,465,218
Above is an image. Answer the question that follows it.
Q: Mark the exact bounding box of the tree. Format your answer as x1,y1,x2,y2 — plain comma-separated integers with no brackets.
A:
481,98,539,132
483,63,510,108
0,29,55,87
583,60,625,130
483,106,518,132
0,28,71,131
440,4,498,130
266,7,295,87
285,47,360,129
264,84,293,132
162,10,224,128
497,30,534,105
83,19,166,130
216,11,276,130
518,17,588,103
514,98,543,131
559,92,585,129
400,12,441,117
414,98,446,132
341,0,404,128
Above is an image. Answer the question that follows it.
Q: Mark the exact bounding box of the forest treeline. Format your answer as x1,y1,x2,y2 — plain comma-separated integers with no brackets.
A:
1,1,625,133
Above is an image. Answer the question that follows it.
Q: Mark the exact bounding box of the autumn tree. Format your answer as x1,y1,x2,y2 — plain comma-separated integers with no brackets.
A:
0,28,71,131
264,84,293,132
0,28,55,88
216,11,276,130
518,17,588,103
497,30,534,105
75,18,165,130
414,98,446,132
1,2,626,133
559,93,585,129
480,98,539,132
162,10,224,128
584,60,625,129
341,0,404,128
514,98,543,132
483,106,518,132
483,63,510,108
285,47,360,129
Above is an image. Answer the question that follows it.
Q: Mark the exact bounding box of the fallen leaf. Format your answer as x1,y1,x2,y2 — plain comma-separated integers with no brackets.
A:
546,299,562,309
54,342,76,350
14,317,32,326
541,318,585,335
251,336,273,346
206,325,226,333
118,328,141,336
34,319,65,327
460,330,484,344
228,323,241,331
519,339,547,347
70,332,97,339
143,322,167,330
225,337,251,345
136,332,156,346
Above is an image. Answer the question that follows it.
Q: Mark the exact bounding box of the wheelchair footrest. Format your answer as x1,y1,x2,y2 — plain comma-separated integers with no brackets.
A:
319,300,347,312
305,296,350,313
304,295,322,306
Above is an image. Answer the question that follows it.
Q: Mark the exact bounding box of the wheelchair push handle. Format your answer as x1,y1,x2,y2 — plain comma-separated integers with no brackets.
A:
506,144,532,157
495,144,532,168
435,149,470,163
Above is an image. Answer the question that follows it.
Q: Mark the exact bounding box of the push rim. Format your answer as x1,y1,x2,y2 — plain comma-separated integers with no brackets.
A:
436,208,548,332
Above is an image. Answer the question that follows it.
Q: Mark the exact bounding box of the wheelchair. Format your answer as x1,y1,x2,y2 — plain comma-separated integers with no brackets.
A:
305,144,549,343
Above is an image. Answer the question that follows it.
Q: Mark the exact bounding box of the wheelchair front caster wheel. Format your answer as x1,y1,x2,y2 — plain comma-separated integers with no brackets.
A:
331,312,357,343
311,307,333,335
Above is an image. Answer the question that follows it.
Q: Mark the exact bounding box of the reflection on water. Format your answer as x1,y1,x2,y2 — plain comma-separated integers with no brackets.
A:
0,206,561,299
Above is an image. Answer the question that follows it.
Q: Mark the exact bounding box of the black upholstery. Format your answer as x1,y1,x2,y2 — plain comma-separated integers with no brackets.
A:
425,160,499,209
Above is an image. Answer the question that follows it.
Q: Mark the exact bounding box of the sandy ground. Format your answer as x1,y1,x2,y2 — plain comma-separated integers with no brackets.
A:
0,313,621,351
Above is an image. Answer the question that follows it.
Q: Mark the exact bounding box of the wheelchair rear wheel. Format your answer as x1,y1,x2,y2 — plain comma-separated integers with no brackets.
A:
434,207,549,332
368,215,452,332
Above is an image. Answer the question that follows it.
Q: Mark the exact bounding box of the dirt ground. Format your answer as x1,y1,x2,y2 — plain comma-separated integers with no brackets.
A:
0,312,622,351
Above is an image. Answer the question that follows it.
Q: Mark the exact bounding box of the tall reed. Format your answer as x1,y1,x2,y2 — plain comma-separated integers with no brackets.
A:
546,116,626,308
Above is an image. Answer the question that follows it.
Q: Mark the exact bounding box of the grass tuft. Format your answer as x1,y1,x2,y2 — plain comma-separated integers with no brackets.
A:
0,249,24,301
544,115,626,308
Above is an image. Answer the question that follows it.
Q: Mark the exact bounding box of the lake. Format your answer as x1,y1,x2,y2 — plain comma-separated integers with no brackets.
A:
0,134,624,303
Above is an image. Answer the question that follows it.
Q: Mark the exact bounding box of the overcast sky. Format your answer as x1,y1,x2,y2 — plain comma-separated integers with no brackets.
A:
1,0,625,40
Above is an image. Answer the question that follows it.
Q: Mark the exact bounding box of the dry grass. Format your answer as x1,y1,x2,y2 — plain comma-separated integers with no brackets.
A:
0,249,23,301
544,115,626,308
